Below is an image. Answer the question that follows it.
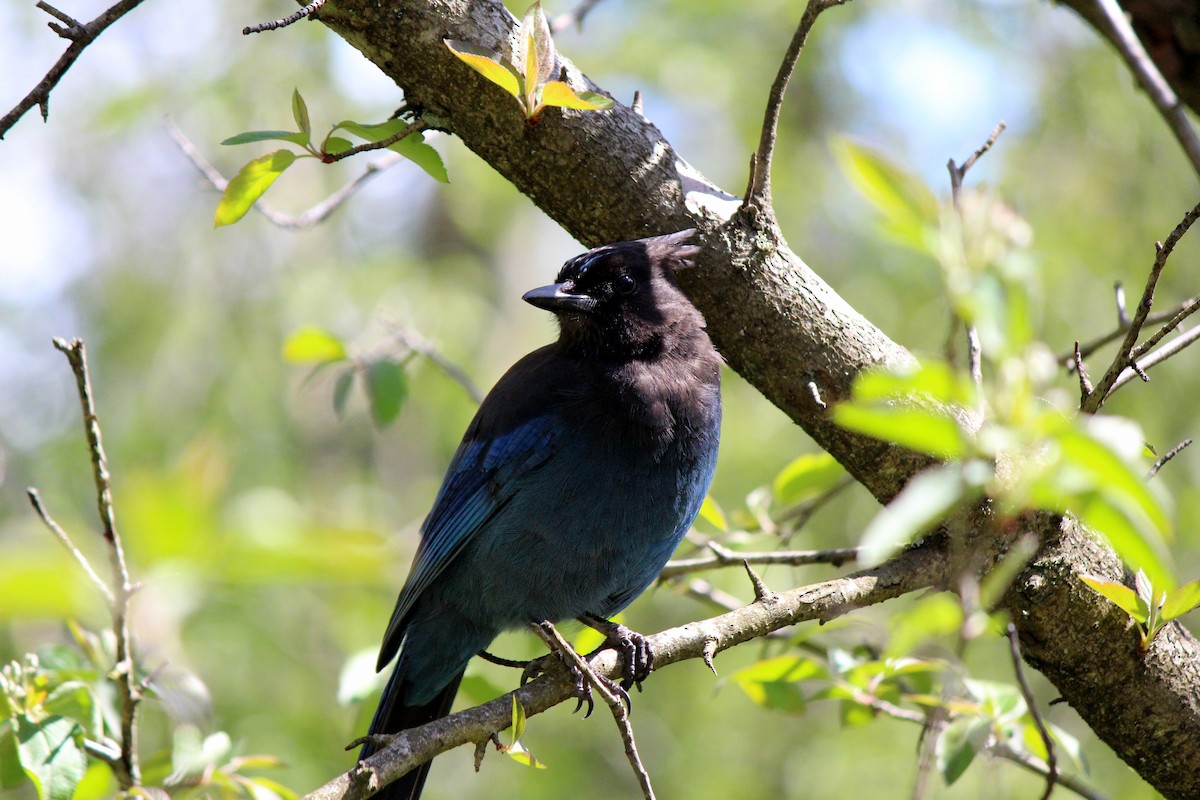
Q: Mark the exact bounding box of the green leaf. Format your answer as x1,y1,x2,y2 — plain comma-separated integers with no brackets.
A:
1059,422,1170,536
333,118,409,142
772,453,846,507
364,359,408,427
695,495,728,532
291,88,311,140
323,136,354,156
833,404,968,460
220,130,311,147
832,138,940,251
1162,579,1200,621
885,594,964,658
858,464,967,566
729,655,823,713
0,721,25,790
520,1,555,111
444,40,521,100
510,695,526,743
282,326,347,365
41,683,96,738
936,717,989,786
332,370,354,417
214,150,297,228
963,679,1025,720
1079,575,1148,623
14,715,86,800
387,135,449,183
538,81,612,111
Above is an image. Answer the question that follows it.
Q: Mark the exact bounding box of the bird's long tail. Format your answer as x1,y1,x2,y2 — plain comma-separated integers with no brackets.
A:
360,667,465,800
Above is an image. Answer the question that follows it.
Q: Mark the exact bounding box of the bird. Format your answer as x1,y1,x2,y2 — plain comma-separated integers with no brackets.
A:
361,229,722,800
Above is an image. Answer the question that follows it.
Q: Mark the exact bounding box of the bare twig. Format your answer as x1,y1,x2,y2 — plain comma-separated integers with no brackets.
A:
1007,623,1057,800
1108,324,1200,395
1132,296,1200,359
549,0,605,33
49,337,141,789
1091,0,1200,177
532,622,656,800
1073,342,1093,405
1,0,150,138
166,117,401,229
243,0,327,35
742,0,847,211
321,120,429,163
1083,200,1200,412
386,323,484,404
946,122,1007,203
1060,301,1194,367
26,488,114,605
660,541,857,579
1148,438,1193,479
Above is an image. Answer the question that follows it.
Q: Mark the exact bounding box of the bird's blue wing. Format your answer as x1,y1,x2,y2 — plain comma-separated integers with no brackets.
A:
377,414,560,665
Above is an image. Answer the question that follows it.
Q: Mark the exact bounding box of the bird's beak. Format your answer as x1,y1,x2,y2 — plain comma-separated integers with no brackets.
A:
522,283,598,313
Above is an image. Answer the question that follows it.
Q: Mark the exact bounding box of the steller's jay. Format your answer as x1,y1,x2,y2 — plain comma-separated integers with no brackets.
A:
361,230,722,800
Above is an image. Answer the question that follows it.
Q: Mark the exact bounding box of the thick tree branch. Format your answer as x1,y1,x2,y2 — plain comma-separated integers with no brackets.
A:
302,1,1200,796
304,540,950,800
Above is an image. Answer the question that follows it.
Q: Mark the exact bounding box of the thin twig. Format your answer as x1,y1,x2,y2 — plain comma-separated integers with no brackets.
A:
742,0,846,211
51,337,140,789
1073,342,1093,405
1148,438,1193,479
386,323,484,404
775,473,856,530
1060,302,1192,367
1132,296,1200,359
26,488,114,606
946,122,1007,204
1,0,150,138
549,0,606,33
243,0,327,35
1083,200,1200,412
660,542,857,579
321,120,429,163
166,117,401,229
1091,0,1200,178
532,622,656,800
1108,324,1200,396
1008,623,1057,800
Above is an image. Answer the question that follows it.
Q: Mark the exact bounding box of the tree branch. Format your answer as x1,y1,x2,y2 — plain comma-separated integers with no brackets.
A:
299,1,1200,795
303,540,949,800
1,0,151,138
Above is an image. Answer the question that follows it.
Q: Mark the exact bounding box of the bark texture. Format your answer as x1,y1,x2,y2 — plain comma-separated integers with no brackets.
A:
306,1,1200,796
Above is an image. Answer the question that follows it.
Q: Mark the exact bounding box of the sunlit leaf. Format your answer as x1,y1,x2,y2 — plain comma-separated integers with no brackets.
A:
772,453,846,507
1160,579,1200,622
858,464,968,565
520,1,555,112
834,404,968,460
0,722,25,790
364,359,408,428
214,150,297,228
14,715,86,800
538,81,612,111
695,495,728,532
885,594,963,658
444,40,521,100
510,695,526,742
291,88,310,141
729,655,823,713
963,679,1025,720
220,130,310,147
282,326,347,365
336,649,381,706
832,137,939,251
1059,423,1170,536
1079,575,1148,623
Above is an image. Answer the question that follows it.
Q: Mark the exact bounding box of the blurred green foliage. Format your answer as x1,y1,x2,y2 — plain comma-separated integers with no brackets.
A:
3,0,1199,798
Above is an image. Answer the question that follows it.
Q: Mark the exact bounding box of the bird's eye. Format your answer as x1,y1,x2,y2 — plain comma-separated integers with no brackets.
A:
615,275,637,295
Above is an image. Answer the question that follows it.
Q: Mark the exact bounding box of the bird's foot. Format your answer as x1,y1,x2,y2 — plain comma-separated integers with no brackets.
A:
578,614,654,691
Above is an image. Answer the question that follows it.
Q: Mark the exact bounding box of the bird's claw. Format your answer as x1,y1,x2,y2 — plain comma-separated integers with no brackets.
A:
581,616,654,691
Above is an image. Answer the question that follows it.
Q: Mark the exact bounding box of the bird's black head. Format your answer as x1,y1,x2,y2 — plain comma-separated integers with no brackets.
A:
522,230,706,358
